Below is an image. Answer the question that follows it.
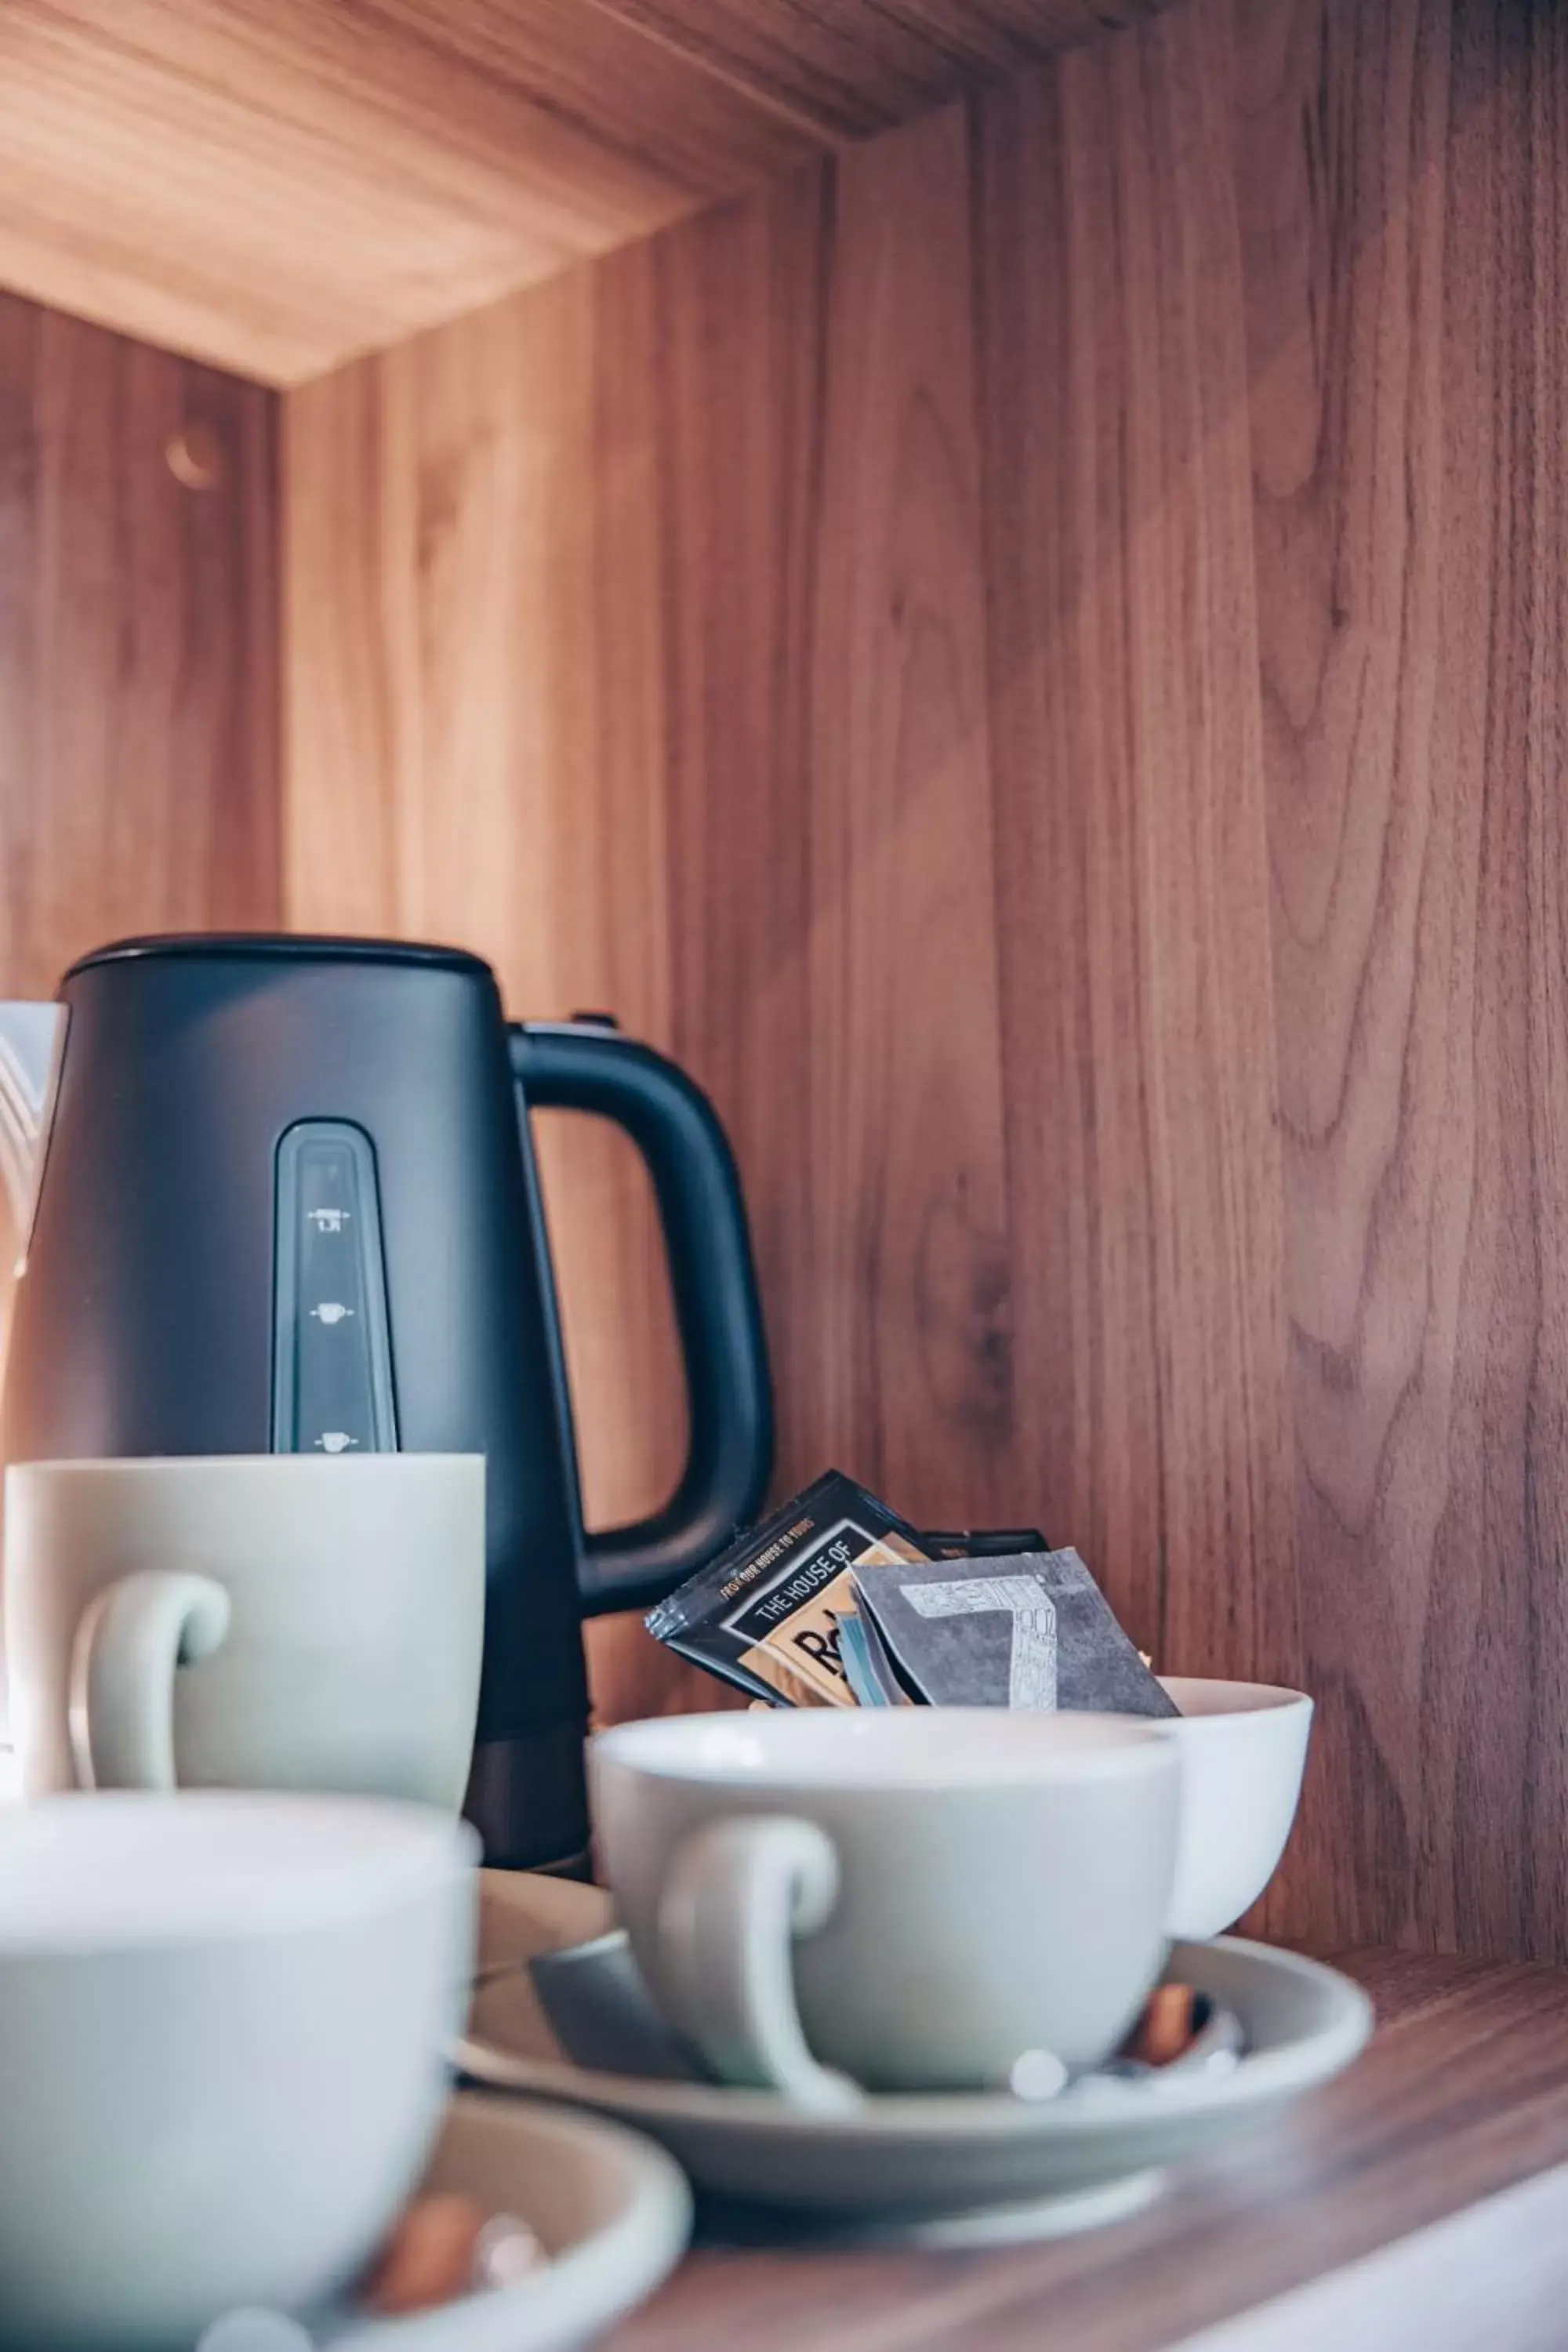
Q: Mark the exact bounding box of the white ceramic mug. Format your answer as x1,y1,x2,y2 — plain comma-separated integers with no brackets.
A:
3,1455,485,1809
591,1708,1180,2107
0,1791,476,2351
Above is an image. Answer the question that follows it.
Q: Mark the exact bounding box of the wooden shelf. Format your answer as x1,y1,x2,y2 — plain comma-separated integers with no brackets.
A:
0,0,1184,385
601,1951,1568,2350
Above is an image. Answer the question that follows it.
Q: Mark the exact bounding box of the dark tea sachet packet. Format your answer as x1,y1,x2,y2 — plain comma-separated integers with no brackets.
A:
849,1549,1179,1718
924,1527,1048,1559
644,1470,935,1709
845,1530,1054,1700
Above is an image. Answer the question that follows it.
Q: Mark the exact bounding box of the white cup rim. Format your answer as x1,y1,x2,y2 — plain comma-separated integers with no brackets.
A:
593,1707,1176,1791
1158,1675,1313,1722
0,1791,477,1953
5,1454,483,1476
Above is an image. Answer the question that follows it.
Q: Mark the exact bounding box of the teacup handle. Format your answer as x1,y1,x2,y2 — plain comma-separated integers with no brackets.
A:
68,1570,232,1790
655,1815,863,2114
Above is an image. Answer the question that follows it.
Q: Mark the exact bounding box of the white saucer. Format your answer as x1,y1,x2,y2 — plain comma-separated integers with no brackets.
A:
307,2092,690,2350
458,1873,1373,2246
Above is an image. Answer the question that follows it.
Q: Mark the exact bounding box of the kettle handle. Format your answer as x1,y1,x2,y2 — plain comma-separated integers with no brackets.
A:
510,1022,774,1617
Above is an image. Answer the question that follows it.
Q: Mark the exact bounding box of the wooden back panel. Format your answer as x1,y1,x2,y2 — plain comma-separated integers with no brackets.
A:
285,0,1568,1961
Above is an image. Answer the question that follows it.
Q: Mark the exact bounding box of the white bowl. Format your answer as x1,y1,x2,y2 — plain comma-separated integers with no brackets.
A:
0,1791,477,2351
1156,1678,1312,1939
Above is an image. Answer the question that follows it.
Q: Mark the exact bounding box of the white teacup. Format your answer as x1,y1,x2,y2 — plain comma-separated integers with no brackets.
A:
591,1708,1180,2107
4,1455,485,1809
1157,1677,1313,1938
0,1791,476,2351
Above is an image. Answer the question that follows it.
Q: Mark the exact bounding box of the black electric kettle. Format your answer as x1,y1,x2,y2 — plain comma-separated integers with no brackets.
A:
0,935,773,1867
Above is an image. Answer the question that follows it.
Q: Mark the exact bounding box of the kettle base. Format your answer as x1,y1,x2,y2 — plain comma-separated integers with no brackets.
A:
464,1722,592,1873
525,1845,594,1883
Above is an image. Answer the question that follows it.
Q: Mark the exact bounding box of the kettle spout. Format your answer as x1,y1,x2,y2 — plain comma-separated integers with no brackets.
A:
0,1003,65,1242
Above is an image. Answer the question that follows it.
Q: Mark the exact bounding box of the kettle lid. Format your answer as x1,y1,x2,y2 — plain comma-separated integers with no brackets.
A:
64,932,492,982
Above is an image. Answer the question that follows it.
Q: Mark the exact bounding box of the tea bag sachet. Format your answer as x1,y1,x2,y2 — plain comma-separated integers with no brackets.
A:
923,1528,1048,1559
643,1469,933,1708
848,1549,1178,1717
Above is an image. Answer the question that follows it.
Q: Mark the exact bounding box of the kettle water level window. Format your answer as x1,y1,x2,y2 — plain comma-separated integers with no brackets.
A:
272,1122,397,1454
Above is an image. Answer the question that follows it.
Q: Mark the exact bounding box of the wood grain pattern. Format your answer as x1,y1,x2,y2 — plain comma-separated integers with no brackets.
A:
0,0,1185,386
283,41,1283,1738
0,285,278,997
593,0,1179,140
1238,0,1568,1955
599,1950,1568,2350
612,180,828,1537
285,268,695,1721
284,0,1568,1958
804,109,1014,1517
974,12,1295,1708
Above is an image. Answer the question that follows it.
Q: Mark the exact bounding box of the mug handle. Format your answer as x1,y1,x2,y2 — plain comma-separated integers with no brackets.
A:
655,1815,863,2114
67,1570,232,1791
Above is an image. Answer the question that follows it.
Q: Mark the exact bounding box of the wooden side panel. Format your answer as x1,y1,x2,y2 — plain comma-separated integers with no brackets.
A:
0,289,278,994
